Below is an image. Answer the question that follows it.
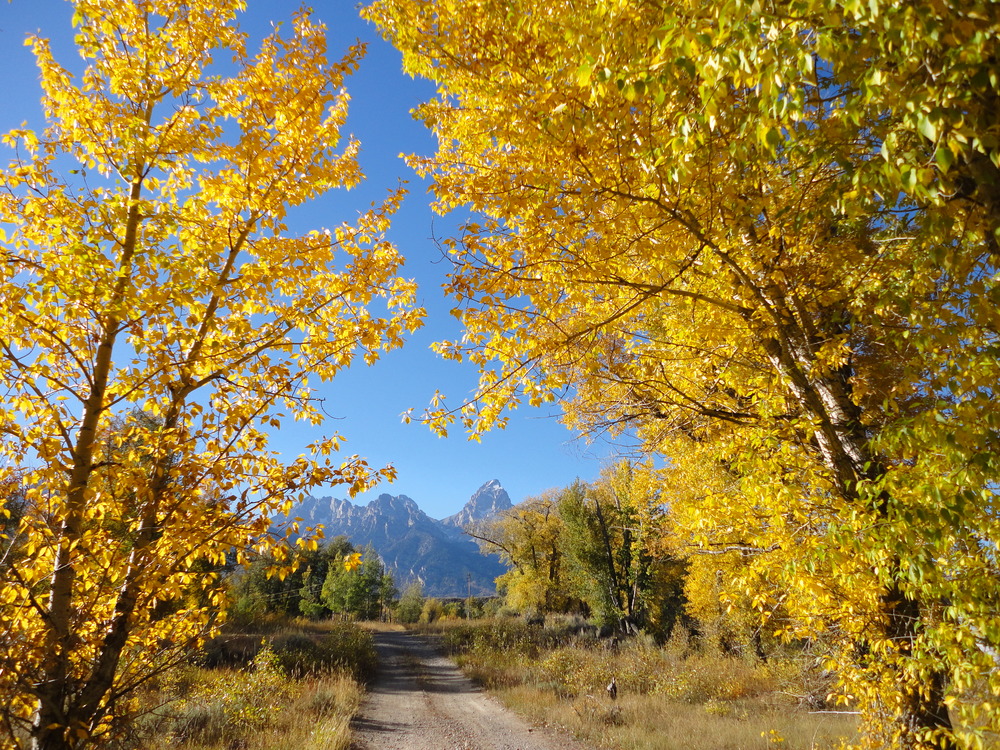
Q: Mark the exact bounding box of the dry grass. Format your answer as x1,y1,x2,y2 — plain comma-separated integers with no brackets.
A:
124,621,373,750
136,664,361,750
496,685,855,750
420,618,857,750
354,619,406,633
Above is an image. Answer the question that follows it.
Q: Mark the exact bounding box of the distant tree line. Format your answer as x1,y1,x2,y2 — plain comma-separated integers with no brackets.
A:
230,536,397,623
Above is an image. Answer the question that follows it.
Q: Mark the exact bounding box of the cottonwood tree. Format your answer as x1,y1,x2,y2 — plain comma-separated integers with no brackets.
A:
472,489,571,613
365,0,999,747
559,463,667,633
0,1,422,747
479,465,682,633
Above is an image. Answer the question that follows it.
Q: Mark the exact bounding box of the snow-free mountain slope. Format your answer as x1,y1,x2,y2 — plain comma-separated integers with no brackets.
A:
281,481,510,597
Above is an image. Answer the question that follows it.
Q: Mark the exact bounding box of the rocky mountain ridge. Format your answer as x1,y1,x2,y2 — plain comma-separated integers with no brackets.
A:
279,480,512,597
441,478,510,529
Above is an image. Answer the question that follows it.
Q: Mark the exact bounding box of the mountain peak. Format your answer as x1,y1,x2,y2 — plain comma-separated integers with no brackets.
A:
278,485,506,597
369,492,418,510
441,480,512,529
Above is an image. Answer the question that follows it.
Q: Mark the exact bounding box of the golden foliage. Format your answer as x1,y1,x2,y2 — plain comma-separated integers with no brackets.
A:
365,0,1000,746
0,2,422,746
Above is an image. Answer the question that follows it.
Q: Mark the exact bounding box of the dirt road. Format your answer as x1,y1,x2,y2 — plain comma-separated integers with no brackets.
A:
349,630,590,750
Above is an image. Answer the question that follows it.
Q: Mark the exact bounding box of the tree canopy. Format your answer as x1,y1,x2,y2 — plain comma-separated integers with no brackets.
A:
322,544,395,621
0,1,421,747
365,0,1000,746
474,489,570,614
478,463,686,638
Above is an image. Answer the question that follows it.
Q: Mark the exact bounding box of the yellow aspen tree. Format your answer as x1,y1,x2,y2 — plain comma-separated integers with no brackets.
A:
472,490,567,613
365,0,999,747
0,1,423,747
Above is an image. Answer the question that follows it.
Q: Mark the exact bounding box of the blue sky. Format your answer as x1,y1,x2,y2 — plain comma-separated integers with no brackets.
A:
0,0,623,519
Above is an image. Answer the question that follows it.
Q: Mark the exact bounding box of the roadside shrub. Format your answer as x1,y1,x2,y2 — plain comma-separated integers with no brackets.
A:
272,624,377,681
419,597,445,623
200,622,376,682
536,649,592,697
436,618,573,657
172,646,291,745
529,642,664,698
200,633,263,669
314,622,378,682
272,632,326,676
649,651,787,703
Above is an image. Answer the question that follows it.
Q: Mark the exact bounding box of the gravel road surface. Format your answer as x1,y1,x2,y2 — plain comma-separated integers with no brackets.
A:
349,630,591,750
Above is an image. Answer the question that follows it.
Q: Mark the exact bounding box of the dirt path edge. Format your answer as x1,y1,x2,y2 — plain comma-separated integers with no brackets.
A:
349,630,591,750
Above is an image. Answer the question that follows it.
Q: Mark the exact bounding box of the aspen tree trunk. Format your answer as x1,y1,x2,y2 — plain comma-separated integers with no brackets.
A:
31,176,145,750
32,339,113,750
763,325,955,749
882,584,954,748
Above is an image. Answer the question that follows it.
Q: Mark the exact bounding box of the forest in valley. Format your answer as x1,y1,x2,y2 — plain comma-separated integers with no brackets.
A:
1,0,999,748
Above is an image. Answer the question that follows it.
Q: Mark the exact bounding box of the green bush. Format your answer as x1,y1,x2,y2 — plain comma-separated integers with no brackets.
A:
438,618,568,658
268,624,377,682
272,632,325,676
396,582,425,623
313,623,378,682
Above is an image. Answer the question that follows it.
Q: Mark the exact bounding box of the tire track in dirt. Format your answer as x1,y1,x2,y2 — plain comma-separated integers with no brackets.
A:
350,630,591,750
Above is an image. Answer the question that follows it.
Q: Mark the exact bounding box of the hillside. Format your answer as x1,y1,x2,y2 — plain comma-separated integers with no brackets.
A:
279,480,512,597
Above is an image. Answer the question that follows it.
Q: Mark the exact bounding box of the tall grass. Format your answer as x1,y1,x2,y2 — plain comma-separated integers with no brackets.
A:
199,618,378,680
418,618,857,750
125,621,374,750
